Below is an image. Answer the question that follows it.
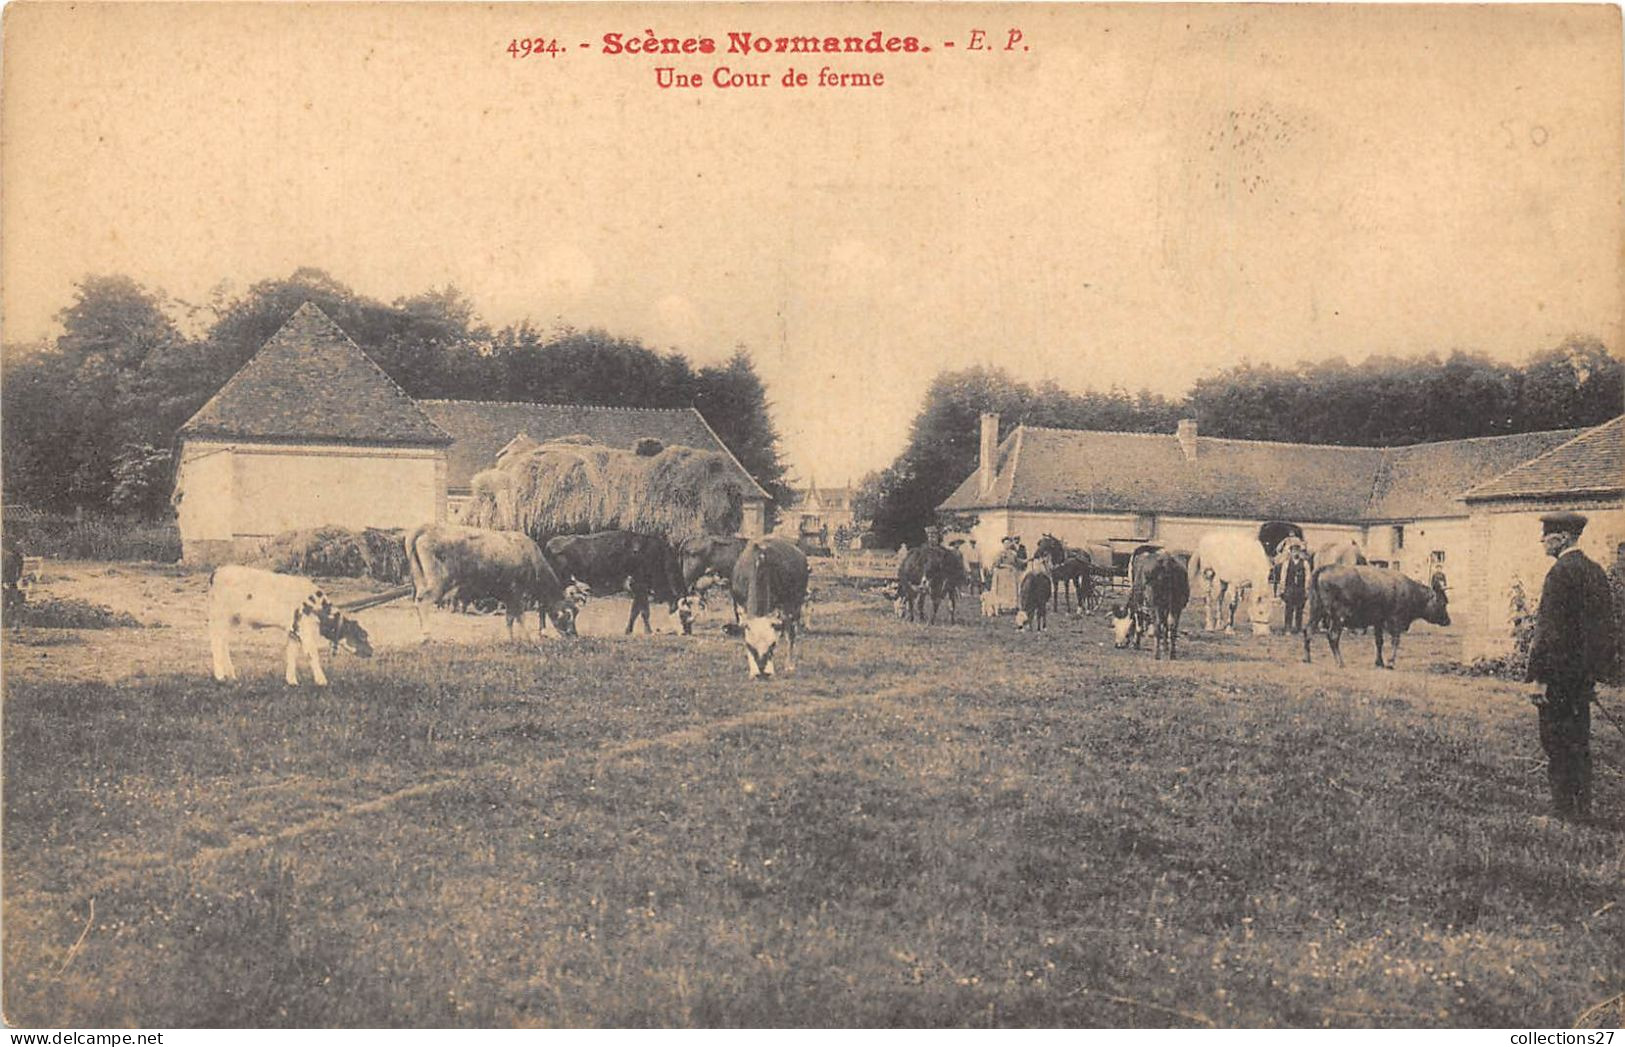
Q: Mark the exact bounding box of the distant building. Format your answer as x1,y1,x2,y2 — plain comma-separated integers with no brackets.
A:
939,412,1623,654
781,480,859,542
173,304,771,562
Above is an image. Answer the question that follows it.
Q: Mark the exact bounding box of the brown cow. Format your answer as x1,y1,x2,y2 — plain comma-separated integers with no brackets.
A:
1302,565,1449,668
405,524,580,643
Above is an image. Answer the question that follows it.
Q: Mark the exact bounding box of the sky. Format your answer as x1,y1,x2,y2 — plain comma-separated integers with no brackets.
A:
3,3,1621,487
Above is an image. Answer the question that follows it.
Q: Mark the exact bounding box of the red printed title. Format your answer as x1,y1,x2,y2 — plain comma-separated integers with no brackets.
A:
507,27,1029,89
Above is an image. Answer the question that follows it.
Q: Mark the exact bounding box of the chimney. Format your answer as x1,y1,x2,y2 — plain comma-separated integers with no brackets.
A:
978,412,1000,496
1176,418,1198,462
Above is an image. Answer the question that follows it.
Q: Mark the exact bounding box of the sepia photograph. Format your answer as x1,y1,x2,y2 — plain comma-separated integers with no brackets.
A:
1,0,1622,1030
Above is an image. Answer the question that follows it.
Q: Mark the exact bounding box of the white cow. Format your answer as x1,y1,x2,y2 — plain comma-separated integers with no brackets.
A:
208,565,373,686
1187,532,1274,633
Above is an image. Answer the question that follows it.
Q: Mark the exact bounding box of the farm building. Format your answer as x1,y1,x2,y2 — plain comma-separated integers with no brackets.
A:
1461,416,1625,658
777,480,861,549
939,412,1623,653
173,303,770,562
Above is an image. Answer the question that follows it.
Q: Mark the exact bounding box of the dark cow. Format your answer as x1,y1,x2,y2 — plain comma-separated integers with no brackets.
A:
545,531,682,634
731,538,811,678
896,545,964,624
1015,562,1052,631
1302,565,1450,668
405,524,580,643
1144,552,1191,660
3,537,24,630
675,534,749,630
1034,534,1093,613
921,545,966,624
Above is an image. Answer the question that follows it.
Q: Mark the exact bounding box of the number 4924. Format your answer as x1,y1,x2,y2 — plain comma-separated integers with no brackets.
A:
508,37,561,58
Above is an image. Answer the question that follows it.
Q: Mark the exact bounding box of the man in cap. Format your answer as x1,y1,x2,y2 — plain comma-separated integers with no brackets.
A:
1525,511,1616,820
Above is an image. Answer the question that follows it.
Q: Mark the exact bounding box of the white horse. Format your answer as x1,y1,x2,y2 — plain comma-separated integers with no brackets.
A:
1188,532,1274,633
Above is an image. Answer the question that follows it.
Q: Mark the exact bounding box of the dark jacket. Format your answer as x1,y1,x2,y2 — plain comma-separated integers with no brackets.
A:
1281,558,1309,600
1526,549,1617,687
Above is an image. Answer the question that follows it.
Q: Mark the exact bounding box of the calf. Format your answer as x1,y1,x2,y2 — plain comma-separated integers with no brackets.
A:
1015,563,1052,631
1303,565,1449,668
208,565,373,686
732,538,810,678
406,524,580,644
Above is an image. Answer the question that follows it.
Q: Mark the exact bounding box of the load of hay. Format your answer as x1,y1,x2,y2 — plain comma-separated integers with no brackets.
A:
258,525,411,584
464,435,744,543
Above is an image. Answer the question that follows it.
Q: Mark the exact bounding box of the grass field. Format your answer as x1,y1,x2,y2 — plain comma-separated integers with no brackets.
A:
3,566,1622,1028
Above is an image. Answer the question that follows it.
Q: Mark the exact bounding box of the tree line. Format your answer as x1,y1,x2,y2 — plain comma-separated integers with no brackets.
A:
1,269,793,516
855,341,1623,547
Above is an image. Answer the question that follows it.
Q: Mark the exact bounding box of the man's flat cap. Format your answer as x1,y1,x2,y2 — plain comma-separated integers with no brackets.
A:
1540,511,1588,535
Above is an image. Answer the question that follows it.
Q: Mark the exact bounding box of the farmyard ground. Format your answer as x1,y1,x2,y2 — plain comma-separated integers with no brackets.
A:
3,562,1621,1028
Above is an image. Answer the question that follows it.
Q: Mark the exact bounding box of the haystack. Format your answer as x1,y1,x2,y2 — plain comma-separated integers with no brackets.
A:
463,435,744,542
259,525,411,583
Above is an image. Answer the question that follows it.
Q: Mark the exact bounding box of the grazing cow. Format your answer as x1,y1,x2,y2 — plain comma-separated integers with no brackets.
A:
1144,552,1191,660
545,531,682,634
208,565,373,686
1015,560,1053,631
731,538,810,678
676,534,748,631
1188,531,1273,633
1302,565,1450,668
3,537,24,630
405,524,580,643
1034,534,1093,613
1113,547,1159,649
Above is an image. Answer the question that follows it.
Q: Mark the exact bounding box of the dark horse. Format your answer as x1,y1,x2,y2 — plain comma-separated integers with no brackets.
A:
1033,534,1094,613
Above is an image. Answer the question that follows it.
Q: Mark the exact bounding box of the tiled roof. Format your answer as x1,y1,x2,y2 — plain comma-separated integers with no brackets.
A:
418,399,771,499
1367,429,1585,518
180,303,451,445
941,421,1610,522
1464,416,1625,502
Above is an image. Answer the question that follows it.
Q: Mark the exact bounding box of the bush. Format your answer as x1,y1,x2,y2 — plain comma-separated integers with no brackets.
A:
259,526,409,584
2,508,181,563
19,597,151,629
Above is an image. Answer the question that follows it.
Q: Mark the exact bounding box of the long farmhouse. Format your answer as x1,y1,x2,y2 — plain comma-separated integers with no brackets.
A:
940,412,1624,658
173,303,771,563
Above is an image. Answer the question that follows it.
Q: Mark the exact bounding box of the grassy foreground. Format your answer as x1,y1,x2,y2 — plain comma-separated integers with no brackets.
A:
4,586,1622,1028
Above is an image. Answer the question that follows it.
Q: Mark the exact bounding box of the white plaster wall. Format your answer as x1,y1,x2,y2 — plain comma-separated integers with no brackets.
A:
173,439,237,543
229,443,442,537
1465,500,1625,659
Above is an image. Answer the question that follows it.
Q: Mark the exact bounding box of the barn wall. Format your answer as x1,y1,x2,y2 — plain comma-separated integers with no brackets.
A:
741,498,768,538
174,439,236,547
1463,497,1625,660
984,509,1363,556
228,443,443,538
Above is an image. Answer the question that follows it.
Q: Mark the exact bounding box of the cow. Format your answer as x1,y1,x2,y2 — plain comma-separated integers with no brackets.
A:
1034,534,1093,613
1144,551,1191,660
895,546,929,622
1015,560,1052,631
3,537,24,630
1188,531,1274,633
405,523,580,644
731,538,810,678
921,544,966,624
545,531,682,634
675,534,749,630
1302,565,1450,668
1311,539,1367,570
1112,547,1159,649
207,565,374,686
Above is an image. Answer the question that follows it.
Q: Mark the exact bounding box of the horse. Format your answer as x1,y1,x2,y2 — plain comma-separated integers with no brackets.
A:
1034,533,1093,613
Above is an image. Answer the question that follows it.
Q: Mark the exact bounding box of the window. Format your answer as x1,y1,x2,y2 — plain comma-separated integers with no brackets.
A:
1391,525,1405,550
1135,513,1157,539
1430,550,1445,568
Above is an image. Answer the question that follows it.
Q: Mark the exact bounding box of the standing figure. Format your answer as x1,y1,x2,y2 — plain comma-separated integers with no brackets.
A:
1525,512,1616,821
1281,548,1310,634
